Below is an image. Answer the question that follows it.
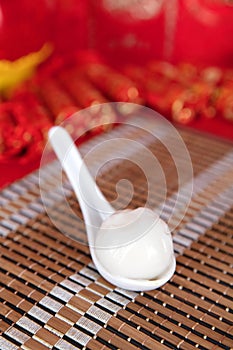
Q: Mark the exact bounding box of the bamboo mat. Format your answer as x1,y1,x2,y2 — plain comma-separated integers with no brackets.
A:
0,116,233,350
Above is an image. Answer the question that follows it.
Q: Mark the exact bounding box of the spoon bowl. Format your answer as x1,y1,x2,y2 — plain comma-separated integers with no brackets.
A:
49,126,176,291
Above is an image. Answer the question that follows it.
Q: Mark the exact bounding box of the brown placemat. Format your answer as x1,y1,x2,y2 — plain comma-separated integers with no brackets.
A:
0,117,232,350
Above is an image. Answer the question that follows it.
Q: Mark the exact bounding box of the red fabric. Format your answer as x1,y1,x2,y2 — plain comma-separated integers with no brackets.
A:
174,0,233,67
0,0,52,60
0,157,40,190
0,1,233,66
184,116,233,140
89,0,233,68
0,0,88,60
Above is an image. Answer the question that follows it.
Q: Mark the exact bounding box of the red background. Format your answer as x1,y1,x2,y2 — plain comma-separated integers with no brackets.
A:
0,0,233,189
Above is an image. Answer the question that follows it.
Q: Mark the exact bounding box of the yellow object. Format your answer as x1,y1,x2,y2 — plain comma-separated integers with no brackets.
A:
0,43,53,96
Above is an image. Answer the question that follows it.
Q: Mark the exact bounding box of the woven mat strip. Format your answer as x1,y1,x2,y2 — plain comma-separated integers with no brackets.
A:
0,118,232,350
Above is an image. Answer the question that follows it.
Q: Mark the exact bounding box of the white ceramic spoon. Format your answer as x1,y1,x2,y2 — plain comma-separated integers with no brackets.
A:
48,126,176,291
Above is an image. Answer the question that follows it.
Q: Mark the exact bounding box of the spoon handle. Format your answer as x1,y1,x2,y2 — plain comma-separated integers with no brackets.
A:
48,126,114,227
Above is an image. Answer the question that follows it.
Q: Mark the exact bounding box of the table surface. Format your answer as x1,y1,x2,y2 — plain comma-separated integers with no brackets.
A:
0,116,232,350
